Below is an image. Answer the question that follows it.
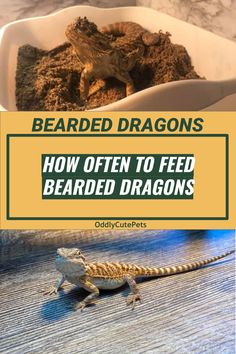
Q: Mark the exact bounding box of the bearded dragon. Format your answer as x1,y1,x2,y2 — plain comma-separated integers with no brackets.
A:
65,17,159,102
44,248,234,311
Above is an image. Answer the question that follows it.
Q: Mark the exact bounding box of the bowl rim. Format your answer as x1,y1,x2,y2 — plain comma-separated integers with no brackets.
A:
0,4,236,112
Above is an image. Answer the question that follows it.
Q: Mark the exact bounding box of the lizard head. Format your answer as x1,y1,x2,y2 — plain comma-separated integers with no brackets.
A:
56,247,86,261
65,17,113,63
65,17,98,43
55,247,87,275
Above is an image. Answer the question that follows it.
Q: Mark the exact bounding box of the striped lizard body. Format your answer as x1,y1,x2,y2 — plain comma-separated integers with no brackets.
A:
44,248,234,311
86,250,234,278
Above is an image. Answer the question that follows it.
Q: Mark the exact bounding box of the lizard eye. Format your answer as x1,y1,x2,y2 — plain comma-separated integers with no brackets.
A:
72,249,82,258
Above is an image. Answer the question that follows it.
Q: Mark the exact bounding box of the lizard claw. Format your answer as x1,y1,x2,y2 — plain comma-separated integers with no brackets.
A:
126,293,142,310
69,301,86,312
79,96,88,108
79,102,88,111
43,286,58,296
78,301,86,312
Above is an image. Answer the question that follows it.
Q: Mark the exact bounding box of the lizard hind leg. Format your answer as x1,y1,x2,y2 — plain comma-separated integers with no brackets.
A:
124,274,142,310
114,70,135,96
142,32,160,46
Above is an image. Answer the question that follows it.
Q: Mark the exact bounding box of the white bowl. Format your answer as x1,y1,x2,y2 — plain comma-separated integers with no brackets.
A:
0,5,236,111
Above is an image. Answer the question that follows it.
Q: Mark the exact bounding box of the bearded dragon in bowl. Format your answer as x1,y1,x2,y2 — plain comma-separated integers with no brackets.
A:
43,247,234,311
65,17,159,102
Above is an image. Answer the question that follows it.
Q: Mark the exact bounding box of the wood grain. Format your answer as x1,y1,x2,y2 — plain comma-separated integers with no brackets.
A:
0,229,235,354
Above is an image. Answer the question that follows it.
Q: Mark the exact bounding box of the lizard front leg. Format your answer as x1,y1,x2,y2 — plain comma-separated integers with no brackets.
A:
88,79,106,97
43,275,66,295
125,274,142,310
73,276,100,312
80,66,93,102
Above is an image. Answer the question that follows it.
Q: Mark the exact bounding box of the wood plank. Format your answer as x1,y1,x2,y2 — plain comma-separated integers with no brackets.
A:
0,229,235,353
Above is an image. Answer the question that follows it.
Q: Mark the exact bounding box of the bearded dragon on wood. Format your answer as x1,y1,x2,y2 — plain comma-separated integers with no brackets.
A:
65,17,159,102
44,248,234,311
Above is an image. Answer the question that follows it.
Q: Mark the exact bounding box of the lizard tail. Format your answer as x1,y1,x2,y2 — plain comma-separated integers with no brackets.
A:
101,22,144,37
139,250,235,277
101,22,159,46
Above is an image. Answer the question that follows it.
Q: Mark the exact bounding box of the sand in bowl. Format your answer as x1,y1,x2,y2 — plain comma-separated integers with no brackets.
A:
16,22,202,111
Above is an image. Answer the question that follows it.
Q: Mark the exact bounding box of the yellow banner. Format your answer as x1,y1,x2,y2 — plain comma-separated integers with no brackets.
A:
0,112,235,229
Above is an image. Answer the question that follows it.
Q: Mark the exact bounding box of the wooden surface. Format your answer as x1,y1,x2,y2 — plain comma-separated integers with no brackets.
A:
0,229,235,354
